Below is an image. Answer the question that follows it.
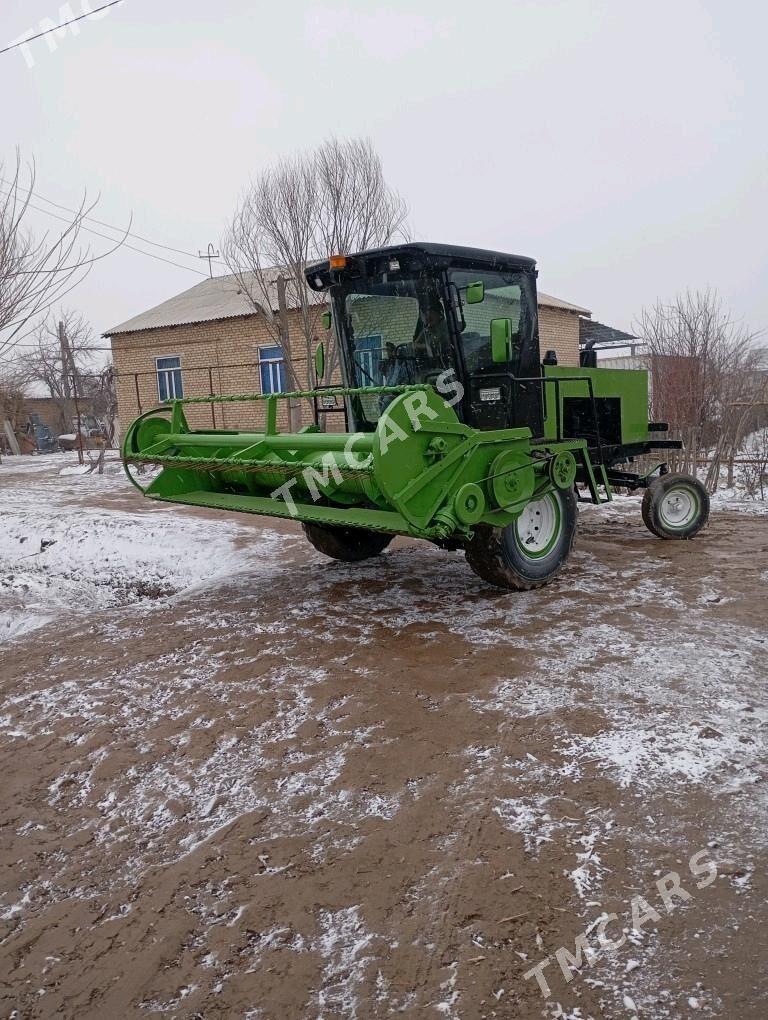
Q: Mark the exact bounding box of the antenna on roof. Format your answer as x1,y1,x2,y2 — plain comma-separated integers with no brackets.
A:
198,242,221,278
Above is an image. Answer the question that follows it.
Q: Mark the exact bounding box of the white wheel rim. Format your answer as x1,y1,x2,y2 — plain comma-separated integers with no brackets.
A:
515,494,560,556
659,487,698,528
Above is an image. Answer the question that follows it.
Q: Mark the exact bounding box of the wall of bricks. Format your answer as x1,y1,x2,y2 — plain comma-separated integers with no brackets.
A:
23,397,68,435
111,302,583,435
111,311,321,435
538,306,580,367
9,397,100,436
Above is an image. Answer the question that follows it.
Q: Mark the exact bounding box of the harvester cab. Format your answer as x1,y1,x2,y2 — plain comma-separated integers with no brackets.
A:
123,242,710,590
308,244,545,438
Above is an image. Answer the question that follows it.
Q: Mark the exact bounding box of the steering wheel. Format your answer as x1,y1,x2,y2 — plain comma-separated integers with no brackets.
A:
392,343,416,362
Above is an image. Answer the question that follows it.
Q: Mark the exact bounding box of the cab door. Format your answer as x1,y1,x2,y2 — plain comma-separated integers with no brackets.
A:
449,269,543,435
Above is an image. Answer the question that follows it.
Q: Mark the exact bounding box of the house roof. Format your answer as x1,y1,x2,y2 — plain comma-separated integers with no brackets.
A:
539,292,590,316
105,271,282,336
105,270,590,337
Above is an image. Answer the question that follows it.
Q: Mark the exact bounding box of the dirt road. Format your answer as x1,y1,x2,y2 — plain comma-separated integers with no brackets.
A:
1,459,766,1018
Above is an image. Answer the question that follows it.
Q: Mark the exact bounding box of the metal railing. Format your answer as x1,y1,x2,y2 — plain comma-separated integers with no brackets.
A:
116,362,611,453
116,362,268,429
115,362,434,432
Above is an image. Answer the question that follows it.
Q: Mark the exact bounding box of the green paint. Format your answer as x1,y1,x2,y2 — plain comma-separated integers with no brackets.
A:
121,246,658,562
490,317,513,364
314,341,326,381
541,365,649,445
123,384,596,540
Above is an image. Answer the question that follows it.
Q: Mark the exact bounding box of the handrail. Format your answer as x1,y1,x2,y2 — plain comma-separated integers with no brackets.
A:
120,360,608,463
172,383,429,406
505,372,605,462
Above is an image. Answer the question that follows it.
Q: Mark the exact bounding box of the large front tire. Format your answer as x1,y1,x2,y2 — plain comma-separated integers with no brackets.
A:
302,522,393,562
641,473,709,539
465,488,578,590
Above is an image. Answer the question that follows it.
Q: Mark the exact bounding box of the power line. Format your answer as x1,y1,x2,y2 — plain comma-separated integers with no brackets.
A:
0,175,219,263
19,196,208,275
0,1,124,57
10,343,114,351
0,189,209,277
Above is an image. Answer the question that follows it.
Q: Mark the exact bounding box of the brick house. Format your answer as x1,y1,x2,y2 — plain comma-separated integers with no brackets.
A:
106,270,591,433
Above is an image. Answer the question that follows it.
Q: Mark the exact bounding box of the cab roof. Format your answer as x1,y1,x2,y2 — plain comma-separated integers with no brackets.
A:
307,242,537,282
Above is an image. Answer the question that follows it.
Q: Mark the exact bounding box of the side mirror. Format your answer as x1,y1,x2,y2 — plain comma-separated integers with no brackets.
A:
490,318,513,364
314,341,326,381
465,281,484,305
321,310,332,331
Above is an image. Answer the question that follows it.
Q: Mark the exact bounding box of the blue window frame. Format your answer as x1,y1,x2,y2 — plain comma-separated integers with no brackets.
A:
156,356,183,401
354,334,384,385
258,345,287,394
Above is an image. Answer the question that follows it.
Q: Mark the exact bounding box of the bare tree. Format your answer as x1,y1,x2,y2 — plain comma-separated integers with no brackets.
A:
704,346,767,490
0,150,121,356
738,427,768,500
634,289,763,487
0,364,27,460
222,136,408,424
223,151,318,400
314,138,410,257
80,360,118,445
18,309,99,432
0,361,27,406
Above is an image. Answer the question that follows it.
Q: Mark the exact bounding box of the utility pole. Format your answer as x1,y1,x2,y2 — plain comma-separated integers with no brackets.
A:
72,375,85,466
59,320,72,400
198,243,220,278
59,320,84,464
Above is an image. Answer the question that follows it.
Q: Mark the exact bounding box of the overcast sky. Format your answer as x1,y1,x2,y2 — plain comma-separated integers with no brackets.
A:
2,0,766,360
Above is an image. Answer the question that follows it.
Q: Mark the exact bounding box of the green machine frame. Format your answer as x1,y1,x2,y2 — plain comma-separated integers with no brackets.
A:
123,243,707,590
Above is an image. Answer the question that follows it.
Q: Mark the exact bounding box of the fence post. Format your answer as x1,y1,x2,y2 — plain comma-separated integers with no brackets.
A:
72,373,85,465
208,367,216,429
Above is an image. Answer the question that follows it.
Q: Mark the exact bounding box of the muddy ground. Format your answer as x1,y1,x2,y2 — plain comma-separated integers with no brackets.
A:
0,458,766,1019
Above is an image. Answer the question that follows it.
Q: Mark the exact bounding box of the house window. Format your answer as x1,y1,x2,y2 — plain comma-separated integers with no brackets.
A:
156,356,183,401
354,334,384,386
258,345,287,394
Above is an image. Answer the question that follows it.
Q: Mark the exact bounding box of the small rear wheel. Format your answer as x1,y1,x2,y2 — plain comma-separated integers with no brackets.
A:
642,473,709,539
302,522,393,562
465,488,578,590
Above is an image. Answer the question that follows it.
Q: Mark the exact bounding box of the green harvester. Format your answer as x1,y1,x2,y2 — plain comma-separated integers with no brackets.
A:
123,243,710,589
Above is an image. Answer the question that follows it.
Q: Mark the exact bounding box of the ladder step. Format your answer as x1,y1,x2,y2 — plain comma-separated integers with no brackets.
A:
580,451,613,504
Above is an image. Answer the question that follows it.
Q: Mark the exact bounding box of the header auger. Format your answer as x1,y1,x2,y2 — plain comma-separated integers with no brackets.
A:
123,242,710,590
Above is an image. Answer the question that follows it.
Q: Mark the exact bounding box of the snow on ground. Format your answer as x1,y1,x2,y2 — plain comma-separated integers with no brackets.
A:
1,453,767,1017
0,453,286,642
4,463,759,884
471,506,768,866
579,483,768,518
710,487,768,515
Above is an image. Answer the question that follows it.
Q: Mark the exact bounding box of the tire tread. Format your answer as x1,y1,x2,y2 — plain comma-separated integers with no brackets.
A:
465,488,578,590
641,474,710,540
303,522,393,562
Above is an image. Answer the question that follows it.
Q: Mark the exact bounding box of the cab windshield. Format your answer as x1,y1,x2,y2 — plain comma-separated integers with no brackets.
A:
337,273,454,425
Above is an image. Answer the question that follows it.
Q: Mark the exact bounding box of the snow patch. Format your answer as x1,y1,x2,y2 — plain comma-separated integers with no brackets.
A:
0,454,290,642
316,906,378,1018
